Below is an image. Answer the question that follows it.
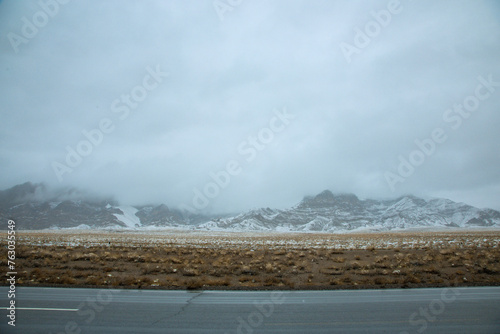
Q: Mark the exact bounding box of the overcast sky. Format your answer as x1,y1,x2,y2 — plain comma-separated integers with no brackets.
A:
0,0,499,213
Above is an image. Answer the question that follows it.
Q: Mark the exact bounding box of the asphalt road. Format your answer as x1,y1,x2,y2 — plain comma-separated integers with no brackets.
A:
1,286,499,333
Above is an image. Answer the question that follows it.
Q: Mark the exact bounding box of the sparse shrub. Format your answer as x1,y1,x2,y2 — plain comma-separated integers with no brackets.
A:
185,278,203,290
169,256,183,264
205,277,231,286
138,277,152,285
424,266,440,274
320,267,342,275
240,265,256,275
239,276,252,283
182,267,199,277
341,275,352,283
72,270,87,278
85,276,102,285
440,248,456,256
142,265,161,275
346,261,361,270
374,277,391,285
263,276,281,286
59,275,77,285
357,269,372,276
283,278,295,288
329,278,341,285
30,268,44,278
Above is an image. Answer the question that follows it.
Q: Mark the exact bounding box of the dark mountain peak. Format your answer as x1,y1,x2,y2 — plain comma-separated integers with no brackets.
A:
134,203,186,226
299,190,360,209
153,204,170,213
315,190,334,201
5,181,44,195
331,193,360,202
394,194,427,207
12,181,36,191
0,182,47,207
313,190,360,203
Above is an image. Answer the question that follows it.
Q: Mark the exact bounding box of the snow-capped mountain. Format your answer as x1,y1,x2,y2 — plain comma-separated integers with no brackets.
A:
197,190,500,232
1,183,499,231
0,182,120,229
0,182,189,229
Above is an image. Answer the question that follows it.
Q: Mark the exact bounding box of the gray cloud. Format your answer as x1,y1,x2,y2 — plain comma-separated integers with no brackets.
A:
1,0,499,212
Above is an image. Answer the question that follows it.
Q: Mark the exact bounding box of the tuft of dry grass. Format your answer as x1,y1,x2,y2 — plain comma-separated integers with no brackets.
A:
332,257,346,263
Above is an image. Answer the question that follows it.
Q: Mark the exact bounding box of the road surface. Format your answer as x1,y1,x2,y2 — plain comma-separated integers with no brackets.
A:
1,286,499,333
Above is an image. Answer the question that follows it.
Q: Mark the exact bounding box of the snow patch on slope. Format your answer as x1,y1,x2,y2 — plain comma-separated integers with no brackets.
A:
113,206,141,228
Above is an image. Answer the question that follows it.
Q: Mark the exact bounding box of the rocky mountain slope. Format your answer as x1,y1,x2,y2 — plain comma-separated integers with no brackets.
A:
198,190,500,232
1,183,499,231
0,182,188,229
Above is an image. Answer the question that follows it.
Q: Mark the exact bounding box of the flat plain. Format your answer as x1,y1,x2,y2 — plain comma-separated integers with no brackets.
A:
1,229,499,290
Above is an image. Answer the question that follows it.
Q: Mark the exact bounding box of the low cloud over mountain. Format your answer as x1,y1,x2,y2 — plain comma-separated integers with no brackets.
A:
1,183,499,232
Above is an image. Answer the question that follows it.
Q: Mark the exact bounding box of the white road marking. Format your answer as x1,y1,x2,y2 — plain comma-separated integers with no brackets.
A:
0,307,78,311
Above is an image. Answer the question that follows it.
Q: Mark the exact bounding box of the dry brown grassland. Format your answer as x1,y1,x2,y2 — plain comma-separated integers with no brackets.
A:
1,230,499,290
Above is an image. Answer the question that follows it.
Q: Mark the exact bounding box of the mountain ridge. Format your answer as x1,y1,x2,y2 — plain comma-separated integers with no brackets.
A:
1,183,499,231
198,189,500,232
